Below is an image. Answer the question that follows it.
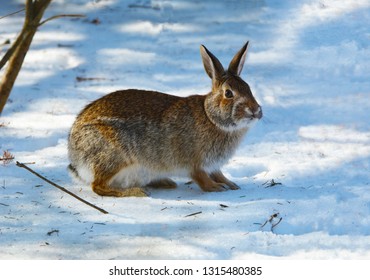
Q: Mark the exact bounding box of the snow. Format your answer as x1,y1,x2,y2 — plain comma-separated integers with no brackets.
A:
1,0,370,260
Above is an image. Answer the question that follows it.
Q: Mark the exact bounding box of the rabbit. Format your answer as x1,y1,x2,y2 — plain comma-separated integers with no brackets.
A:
68,42,262,197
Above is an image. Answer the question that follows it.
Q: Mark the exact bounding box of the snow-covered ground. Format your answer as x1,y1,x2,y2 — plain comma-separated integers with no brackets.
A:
1,0,370,259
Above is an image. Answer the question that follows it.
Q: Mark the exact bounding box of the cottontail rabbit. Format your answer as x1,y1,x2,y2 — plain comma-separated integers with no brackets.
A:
68,42,262,197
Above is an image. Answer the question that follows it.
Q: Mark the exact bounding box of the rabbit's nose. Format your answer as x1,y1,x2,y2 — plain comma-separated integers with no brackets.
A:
253,106,263,119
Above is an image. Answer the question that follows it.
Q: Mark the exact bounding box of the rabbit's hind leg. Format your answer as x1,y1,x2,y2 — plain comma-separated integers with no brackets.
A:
92,179,149,197
92,165,149,197
119,187,149,197
146,178,177,189
92,180,126,197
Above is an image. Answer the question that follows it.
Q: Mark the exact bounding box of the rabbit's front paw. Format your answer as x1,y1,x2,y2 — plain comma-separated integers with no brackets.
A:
227,181,240,190
210,170,240,190
191,169,228,192
205,182,228,192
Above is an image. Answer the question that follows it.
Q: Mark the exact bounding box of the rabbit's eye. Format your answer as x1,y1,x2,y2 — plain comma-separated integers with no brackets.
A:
224,89,234,99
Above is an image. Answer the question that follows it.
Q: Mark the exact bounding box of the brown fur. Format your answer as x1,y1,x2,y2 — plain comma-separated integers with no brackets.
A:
68,42,262,197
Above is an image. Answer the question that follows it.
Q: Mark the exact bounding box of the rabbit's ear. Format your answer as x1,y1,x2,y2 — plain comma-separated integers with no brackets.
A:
200,45,225,81
228,41,249,76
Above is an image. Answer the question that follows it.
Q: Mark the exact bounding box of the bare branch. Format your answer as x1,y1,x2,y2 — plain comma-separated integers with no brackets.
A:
0,8,25,20
16,161,109,214
25,0,33,24
0,0,52,114
0,33,25,70
39,14,85,26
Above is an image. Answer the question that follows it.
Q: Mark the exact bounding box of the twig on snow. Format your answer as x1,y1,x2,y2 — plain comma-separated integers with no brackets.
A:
263,179,282,188
0,150,14,165
47,229,59,236
260,212,282,232
76,76,110,82
271,217,283,230
184,211,202,217
16,161,108,214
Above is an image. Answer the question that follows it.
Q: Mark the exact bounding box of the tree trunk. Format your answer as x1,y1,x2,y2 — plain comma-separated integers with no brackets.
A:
0,0,52,115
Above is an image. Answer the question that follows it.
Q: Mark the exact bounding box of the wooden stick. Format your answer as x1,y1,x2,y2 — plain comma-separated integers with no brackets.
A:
16,161,108,214
184,211,202,217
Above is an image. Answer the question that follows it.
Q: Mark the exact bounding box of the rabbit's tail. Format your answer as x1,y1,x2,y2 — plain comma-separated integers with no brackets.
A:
68,164,83,182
